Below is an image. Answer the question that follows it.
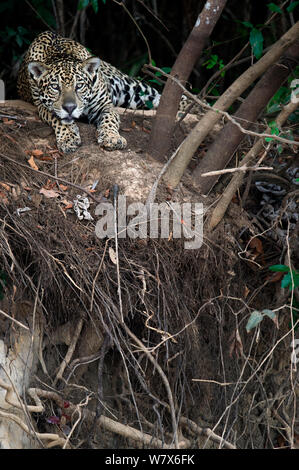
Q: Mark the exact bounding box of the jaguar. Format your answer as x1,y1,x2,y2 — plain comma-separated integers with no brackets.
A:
17,31,190,154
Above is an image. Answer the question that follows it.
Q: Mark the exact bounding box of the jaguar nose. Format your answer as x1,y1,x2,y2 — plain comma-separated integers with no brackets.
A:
63,103,77,115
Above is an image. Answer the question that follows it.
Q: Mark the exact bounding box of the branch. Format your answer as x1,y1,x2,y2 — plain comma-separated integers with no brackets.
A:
28,388,190,448
156,21,299,187
180,416,236,449
145,64,299,147
201,166,274,177
121,323,180,448
53,317,84,385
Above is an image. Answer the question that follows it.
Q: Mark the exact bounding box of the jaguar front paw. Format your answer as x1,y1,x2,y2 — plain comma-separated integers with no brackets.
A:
97,132,127,151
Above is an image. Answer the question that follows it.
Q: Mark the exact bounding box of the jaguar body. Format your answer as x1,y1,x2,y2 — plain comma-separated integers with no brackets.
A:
18,31,179,153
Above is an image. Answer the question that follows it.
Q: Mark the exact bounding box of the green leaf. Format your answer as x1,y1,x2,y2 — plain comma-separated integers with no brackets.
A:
262,309,276,320
246,310,264,332
269,264,290,272
266,120,280,139
287,1,299,12
262,309,278,328
250,28,264,59
145,100,154,109
78,0,90,10
267,102,281,114
281,272,291,289
241,21,253,29
267,3,283,13
91,0,99,12
15,34,23,47
148,79,162,86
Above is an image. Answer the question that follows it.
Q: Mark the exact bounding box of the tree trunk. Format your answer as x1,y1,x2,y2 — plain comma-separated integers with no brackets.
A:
192,40,299,194
148,0,227,162
0,302,43,448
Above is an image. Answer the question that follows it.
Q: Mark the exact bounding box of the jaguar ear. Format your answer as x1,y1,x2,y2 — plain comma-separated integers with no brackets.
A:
82,57,101,75
28,62,49,80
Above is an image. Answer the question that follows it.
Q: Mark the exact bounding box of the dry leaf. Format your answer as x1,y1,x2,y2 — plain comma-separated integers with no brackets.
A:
249,237,263,254
39,188,59,198
244,285,250,298
28,156,39,170
0,182,11,191
37,155,53,161
3,118,14,125
59,184,68,191
109,247,117,265
229,328,243,358
31,149,43,157
267,271,284,283
0,190,9,204
63,203,73,211
44,179,56,190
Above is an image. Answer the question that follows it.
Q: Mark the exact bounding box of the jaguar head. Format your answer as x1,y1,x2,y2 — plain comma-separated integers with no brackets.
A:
28,57,100,124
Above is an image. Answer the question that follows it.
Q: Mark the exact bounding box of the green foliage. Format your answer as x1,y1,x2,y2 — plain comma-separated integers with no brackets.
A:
247,265,299,332
148,66,172,86
239,21,264,59
266,86,290,115
78,0,106,13
265,120,280,142
267,1,299,13
249,28,264,59
0,26,31,60
145,100,154,109
269,265,299,291
287,1,299,12
246,309,277,332
267,3,283,14
31,0,56,27
125,53,149,77
202,54,225,77
266,68,299,125
269,264,299,330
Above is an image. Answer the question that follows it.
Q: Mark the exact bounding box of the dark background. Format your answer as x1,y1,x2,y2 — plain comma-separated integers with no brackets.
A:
0,0,297,98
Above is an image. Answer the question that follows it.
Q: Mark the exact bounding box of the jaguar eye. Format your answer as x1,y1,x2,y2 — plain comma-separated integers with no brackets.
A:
51,83,60,91
76,83,84,91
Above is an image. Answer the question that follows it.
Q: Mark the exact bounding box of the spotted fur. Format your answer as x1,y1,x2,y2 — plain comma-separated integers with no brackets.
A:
18,31,189,153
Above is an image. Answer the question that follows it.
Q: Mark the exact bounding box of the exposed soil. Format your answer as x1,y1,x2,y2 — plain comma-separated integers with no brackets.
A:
0,101,298,449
